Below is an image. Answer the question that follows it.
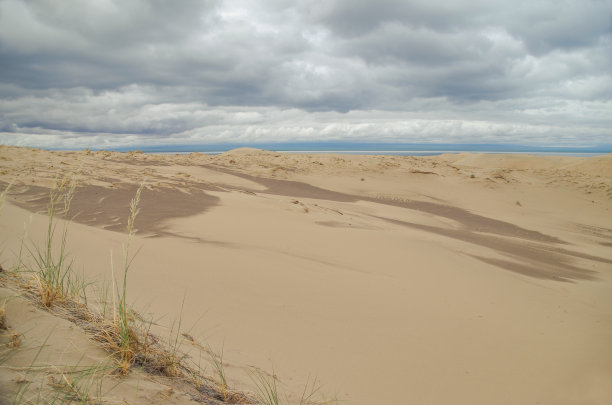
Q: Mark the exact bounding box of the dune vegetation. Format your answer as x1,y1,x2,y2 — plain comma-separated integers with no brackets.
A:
0,177,333,405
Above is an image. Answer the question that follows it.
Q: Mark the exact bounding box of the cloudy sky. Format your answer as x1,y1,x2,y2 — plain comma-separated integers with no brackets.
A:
0,0,611,149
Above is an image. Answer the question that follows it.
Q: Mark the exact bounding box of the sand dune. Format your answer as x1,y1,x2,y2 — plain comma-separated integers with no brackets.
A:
1,145,611,404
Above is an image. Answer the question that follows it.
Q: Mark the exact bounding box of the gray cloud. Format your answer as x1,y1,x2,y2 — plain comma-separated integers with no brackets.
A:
0,0,611,148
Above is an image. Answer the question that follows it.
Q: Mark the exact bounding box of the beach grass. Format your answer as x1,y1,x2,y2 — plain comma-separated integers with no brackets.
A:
250,368,282,405
20,174,85,307
0,181,259,404
113,182,143,374
208,343,229,399
0,178,341,405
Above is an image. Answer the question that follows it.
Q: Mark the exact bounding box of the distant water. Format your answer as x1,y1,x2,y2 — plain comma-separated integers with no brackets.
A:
127,143,611,157
250,150,607,157
151,149,609,158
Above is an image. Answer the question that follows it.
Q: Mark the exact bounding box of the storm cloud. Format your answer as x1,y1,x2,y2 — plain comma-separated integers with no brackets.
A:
0,0,610,148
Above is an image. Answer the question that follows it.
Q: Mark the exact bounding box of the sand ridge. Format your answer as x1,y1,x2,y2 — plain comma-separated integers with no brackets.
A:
1,145,612,404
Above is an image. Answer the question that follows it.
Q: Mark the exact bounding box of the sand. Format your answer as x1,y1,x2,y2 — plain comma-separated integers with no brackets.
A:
1,145,611,404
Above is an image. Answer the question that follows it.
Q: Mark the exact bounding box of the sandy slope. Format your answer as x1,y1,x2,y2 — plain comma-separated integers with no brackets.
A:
1,145,611,404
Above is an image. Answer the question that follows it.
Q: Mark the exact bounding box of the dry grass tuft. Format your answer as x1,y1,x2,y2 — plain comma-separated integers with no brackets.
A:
8,331,20,348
